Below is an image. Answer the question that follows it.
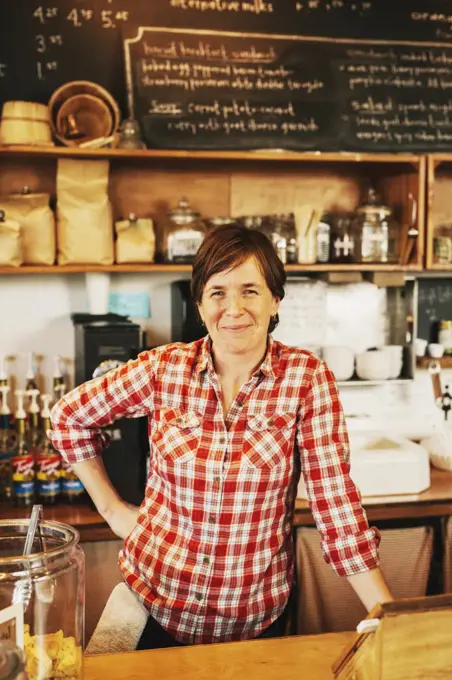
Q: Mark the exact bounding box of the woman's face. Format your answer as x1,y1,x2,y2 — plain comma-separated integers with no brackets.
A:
198,256,279,358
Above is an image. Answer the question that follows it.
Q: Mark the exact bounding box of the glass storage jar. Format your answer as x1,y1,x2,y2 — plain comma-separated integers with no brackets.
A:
353,188,399,264
162,197,207,264
0,520,85,680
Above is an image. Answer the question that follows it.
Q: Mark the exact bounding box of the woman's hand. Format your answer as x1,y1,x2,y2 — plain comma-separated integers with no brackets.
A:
104,501,140,540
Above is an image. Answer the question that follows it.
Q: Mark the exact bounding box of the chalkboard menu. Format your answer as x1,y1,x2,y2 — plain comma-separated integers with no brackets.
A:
3,1,452,151
417,278,452,343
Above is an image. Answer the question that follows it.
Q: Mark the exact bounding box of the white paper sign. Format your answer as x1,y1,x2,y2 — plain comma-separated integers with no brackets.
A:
0,603,25,649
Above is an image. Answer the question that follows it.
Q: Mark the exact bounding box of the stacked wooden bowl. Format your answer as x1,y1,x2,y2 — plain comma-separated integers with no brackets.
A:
48,81,121,146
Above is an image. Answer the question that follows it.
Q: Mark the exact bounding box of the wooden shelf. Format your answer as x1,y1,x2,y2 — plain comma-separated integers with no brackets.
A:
0,144,423,165
417,356,452,369
0,263,423,275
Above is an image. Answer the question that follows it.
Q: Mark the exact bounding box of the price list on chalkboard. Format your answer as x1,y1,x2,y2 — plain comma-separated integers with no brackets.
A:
124,26,452,150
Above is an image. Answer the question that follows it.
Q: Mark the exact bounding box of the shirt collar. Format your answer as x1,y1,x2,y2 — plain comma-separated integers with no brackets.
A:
195,334,279,379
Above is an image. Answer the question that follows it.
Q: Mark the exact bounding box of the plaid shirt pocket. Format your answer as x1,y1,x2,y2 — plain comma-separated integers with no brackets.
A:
243,412,296,469
154,407,201,462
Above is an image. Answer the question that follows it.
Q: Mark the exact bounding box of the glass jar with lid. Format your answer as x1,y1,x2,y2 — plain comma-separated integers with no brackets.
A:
0,519,85,680
162,197,207,264
353,188,399,264
433,224,452,265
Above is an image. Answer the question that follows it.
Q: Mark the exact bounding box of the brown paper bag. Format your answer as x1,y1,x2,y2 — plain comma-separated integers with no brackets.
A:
115,215,155,263
0,191,55,265
56,159,114,265
0,212,22,267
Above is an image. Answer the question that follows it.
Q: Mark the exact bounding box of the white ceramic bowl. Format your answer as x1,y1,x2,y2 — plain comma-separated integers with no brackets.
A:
428,343,444,359
379,345,403,379
321,345,355,381
356,349,392,381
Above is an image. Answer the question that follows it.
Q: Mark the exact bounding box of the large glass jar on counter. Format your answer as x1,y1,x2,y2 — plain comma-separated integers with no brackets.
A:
353,188,399,264
162,197,206,264
0,519,85,680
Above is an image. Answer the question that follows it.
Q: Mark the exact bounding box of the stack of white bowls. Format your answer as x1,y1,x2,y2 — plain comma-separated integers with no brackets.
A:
356,345,403,381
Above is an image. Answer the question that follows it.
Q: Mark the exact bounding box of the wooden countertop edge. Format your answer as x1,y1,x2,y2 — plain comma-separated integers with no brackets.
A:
84,631,356,680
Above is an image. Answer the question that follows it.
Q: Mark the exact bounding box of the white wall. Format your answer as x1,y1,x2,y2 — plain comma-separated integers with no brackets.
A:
0,272,187,393
1,274,451,440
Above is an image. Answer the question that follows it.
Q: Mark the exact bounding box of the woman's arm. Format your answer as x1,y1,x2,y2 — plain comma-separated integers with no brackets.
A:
297,358,393,608
49,352,155,537
71,457,139,539
347,568,394,612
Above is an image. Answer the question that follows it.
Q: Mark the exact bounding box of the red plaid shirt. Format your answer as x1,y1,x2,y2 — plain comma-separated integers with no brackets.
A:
50,335,379,644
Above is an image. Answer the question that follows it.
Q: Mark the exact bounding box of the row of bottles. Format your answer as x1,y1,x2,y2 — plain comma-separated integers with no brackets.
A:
0,387,86,508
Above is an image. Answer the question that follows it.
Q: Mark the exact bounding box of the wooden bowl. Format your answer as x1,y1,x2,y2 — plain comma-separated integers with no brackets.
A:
56,94,112,146
48,80,121,146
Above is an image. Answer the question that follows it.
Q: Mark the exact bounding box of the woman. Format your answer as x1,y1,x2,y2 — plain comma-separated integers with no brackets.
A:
49,223,392,649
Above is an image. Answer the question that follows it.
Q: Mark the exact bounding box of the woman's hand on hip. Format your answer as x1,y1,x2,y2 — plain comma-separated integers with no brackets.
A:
105,500,140,540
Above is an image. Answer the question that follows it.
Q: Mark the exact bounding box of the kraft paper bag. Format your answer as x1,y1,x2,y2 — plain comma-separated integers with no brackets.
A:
56,159,114,265
115,216,155,263
0,191,55,265
0,213,22,267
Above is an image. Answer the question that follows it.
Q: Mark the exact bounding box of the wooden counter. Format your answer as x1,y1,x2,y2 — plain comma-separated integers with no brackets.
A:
3,467,452,541
84,632,355,680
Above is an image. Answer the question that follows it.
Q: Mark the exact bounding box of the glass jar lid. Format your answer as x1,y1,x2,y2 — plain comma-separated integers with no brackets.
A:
356,188,392,218
167,197,201,226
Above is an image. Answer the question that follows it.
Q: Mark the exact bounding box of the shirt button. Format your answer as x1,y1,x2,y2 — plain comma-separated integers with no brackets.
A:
214,476,221,485
203,556,210,565
208,515,215,524
195,593,203,601
236,400,243,408
219,437,226,445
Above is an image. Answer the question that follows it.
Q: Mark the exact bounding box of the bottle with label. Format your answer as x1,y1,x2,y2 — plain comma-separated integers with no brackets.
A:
35,394,61,506
60,460,86,504
0,385,13,502
11,391,35,507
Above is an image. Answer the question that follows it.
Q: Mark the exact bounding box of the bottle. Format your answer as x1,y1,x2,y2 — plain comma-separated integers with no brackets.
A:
11,391,35,507
35,394,61,506
0,386,12,502
0,354,8,388
26,388,41,454
60,459,86,504
24,353,38,392
52,355,66,401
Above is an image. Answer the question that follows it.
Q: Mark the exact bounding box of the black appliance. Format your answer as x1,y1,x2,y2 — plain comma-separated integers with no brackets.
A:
171,280,205,343
72,314,148,506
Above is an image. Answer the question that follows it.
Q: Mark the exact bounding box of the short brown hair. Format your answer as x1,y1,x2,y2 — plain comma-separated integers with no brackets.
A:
191,223,286,333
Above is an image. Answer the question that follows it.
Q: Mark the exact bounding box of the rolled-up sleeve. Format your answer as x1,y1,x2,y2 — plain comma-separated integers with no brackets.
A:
297,360,380,576
49,351,155,465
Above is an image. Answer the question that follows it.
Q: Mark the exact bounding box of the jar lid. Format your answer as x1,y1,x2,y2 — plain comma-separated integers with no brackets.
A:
356,188,391,217
168,197,200,226
440,320,452,328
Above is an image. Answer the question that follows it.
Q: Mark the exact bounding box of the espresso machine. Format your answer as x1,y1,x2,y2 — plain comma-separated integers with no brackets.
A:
72,313,148,506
